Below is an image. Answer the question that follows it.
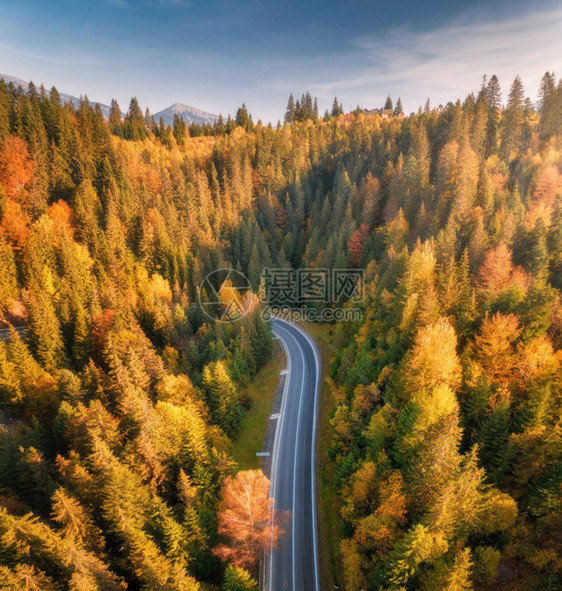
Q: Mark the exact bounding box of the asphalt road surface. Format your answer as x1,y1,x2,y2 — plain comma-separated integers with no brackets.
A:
266,318,321,591
0,326,26,341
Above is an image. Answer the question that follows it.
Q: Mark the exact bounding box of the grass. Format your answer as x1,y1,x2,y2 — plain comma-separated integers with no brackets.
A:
231,342,284,470
298,321,345,591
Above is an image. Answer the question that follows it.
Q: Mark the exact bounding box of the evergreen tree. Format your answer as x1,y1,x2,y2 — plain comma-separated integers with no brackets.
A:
173,112,187,145
500,75,525,159
538,71,557,139
331,97,343,117
202,361,244,435
123,97,147,140
235,103,252,130
109,98,122,134
222,565,258,590
284,94,295,124
485,74,501,157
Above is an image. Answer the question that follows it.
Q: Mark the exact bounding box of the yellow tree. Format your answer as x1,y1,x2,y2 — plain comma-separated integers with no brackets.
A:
472,312,521,389
402,317,462,397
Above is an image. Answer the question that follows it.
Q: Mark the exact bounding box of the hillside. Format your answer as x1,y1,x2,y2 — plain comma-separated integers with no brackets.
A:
0,73,115,118
0,74,218,126
0,71,561,589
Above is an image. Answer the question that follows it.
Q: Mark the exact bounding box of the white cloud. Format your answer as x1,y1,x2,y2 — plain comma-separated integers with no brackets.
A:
305,5,562,111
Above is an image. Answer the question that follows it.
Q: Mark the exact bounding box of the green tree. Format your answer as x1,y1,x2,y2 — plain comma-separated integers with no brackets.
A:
202,361,244,435
173,112,187,145
284,94,295,124
500,75,525,159
485,74,501,157
332,97,343,117
123,97,147,140
222,565,258,590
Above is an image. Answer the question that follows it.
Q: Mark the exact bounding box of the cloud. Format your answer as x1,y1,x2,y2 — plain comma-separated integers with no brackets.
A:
284,4,562,111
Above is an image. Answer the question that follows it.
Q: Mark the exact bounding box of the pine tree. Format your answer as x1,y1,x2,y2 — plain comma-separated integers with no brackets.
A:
0,235,18,317
51,487,105,553
109,98,122,134
500,75,525,159
538,71,557,139
123,97,147,140
284,94,295,124
477,402,514,483
202,361,244,435
485,75,501,157
0,564,57,590
222,565,258,590
235,104,251,130
172,112,187,145
332,97,343,117
389,524,448,586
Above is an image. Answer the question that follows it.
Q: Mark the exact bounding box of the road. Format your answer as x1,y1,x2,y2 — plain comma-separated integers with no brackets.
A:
266,318,321,591
0,326,26,341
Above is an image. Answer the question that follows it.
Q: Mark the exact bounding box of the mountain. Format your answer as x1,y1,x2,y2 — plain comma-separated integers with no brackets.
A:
1,74,218,127
0,73,114,118
153,102,218,126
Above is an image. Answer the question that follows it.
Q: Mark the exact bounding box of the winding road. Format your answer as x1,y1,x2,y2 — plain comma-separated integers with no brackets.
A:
266,318,321,591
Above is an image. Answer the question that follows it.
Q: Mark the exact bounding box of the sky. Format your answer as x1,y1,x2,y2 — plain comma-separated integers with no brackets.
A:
1,0,561,122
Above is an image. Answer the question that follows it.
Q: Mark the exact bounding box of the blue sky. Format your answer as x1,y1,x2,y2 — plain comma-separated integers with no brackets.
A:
1,0,561,122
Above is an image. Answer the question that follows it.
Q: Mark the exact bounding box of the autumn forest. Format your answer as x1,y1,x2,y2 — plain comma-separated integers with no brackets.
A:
0,71,561,590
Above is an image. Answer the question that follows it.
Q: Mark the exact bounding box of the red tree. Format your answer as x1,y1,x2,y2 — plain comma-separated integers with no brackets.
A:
214,469,287,569
0,136,34,201
347,223,369,267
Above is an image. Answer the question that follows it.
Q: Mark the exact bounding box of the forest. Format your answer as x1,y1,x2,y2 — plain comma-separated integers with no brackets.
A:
0,70,561,589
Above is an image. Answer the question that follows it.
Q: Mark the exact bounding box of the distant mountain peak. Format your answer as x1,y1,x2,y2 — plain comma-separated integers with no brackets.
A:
154,103,218,126
1,73,218,127
0,73,115,118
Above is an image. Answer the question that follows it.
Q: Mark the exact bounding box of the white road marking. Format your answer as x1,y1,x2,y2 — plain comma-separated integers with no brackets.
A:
275,318,321,591
267,319,321,591
267,326,291,590
290,332,306,591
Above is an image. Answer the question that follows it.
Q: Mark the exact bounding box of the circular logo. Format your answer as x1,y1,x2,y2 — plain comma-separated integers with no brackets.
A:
198,268,254,323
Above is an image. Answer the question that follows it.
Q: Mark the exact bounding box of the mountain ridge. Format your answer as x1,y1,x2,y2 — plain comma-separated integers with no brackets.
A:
0,73,217,127
152,102,218,126
0,73,114,118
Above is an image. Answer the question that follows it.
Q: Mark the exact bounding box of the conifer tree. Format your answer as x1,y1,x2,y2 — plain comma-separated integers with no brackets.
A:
202,361,244,435
500,75,525,159
284,94,295,124
485,74,501,157
332,97,343,117
109,98,122,134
